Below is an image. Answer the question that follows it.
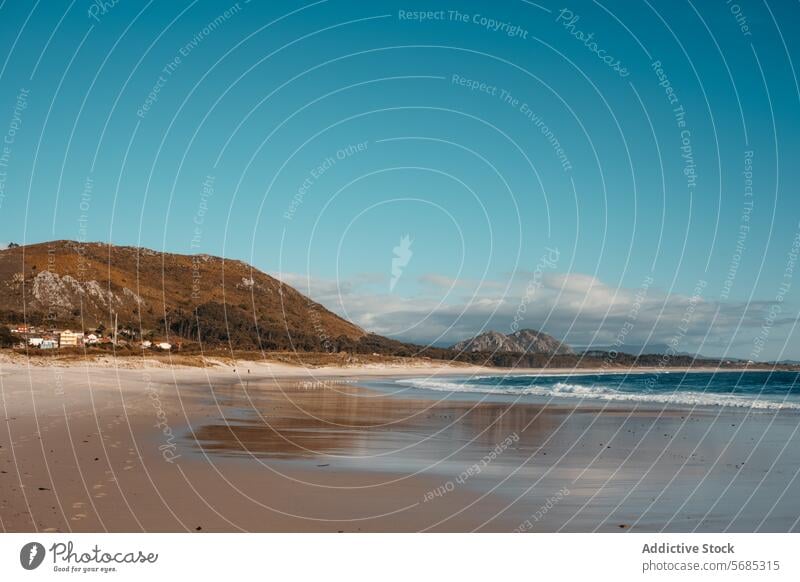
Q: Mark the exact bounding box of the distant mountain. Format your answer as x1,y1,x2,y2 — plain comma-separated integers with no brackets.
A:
0,240,365,350
452,329,573,355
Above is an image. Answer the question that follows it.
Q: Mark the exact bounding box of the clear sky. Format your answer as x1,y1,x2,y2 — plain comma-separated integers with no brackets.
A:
1,0,798,360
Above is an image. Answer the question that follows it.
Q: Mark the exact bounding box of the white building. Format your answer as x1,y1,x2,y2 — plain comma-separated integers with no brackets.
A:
157,342,172,350
59,330,83,347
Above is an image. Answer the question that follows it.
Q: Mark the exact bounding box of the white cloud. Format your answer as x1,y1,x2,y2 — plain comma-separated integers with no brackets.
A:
418,273,504,290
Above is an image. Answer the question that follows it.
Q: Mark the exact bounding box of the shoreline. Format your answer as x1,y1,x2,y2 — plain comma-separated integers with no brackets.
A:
1,363,798,532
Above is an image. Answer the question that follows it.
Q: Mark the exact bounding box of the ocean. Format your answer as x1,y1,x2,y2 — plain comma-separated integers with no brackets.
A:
393,370,800,410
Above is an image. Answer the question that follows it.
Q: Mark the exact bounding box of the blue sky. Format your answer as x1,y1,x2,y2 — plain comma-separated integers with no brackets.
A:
1,0,798,359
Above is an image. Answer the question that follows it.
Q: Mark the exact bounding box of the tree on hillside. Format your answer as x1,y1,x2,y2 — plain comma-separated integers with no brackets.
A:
0,326,21,348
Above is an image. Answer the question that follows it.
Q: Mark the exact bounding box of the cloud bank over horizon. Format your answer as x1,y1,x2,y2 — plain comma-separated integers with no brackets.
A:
277,269,796,360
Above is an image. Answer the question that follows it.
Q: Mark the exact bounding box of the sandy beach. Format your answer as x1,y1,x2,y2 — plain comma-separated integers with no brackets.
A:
1,358,799,532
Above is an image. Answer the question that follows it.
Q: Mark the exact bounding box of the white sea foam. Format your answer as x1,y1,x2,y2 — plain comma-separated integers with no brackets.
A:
395,378,800,410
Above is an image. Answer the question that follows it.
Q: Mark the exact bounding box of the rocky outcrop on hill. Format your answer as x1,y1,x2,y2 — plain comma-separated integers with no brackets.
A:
452,329,573,355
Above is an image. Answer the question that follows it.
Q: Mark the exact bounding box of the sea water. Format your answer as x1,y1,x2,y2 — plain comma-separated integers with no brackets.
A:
394,370,800,410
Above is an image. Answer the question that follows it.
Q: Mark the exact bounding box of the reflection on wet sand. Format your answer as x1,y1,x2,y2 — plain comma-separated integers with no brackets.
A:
191,379,562,461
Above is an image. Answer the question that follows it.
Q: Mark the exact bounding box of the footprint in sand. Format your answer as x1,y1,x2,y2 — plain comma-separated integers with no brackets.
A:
70,513,87,521
93,492,107,499
92,484,104,490
71,502,86,509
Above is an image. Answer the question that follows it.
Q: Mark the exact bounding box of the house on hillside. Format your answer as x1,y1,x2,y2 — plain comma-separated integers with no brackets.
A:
157,342,172,350
58,330,83,348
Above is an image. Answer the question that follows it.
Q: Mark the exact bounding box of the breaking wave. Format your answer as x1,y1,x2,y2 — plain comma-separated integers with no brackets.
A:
394,377,800,410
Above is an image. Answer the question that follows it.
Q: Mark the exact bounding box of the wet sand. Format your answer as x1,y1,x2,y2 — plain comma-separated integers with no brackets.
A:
1,362,799,532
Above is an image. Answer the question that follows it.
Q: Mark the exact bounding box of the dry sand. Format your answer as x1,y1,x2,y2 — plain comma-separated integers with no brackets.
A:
1,358,799,532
